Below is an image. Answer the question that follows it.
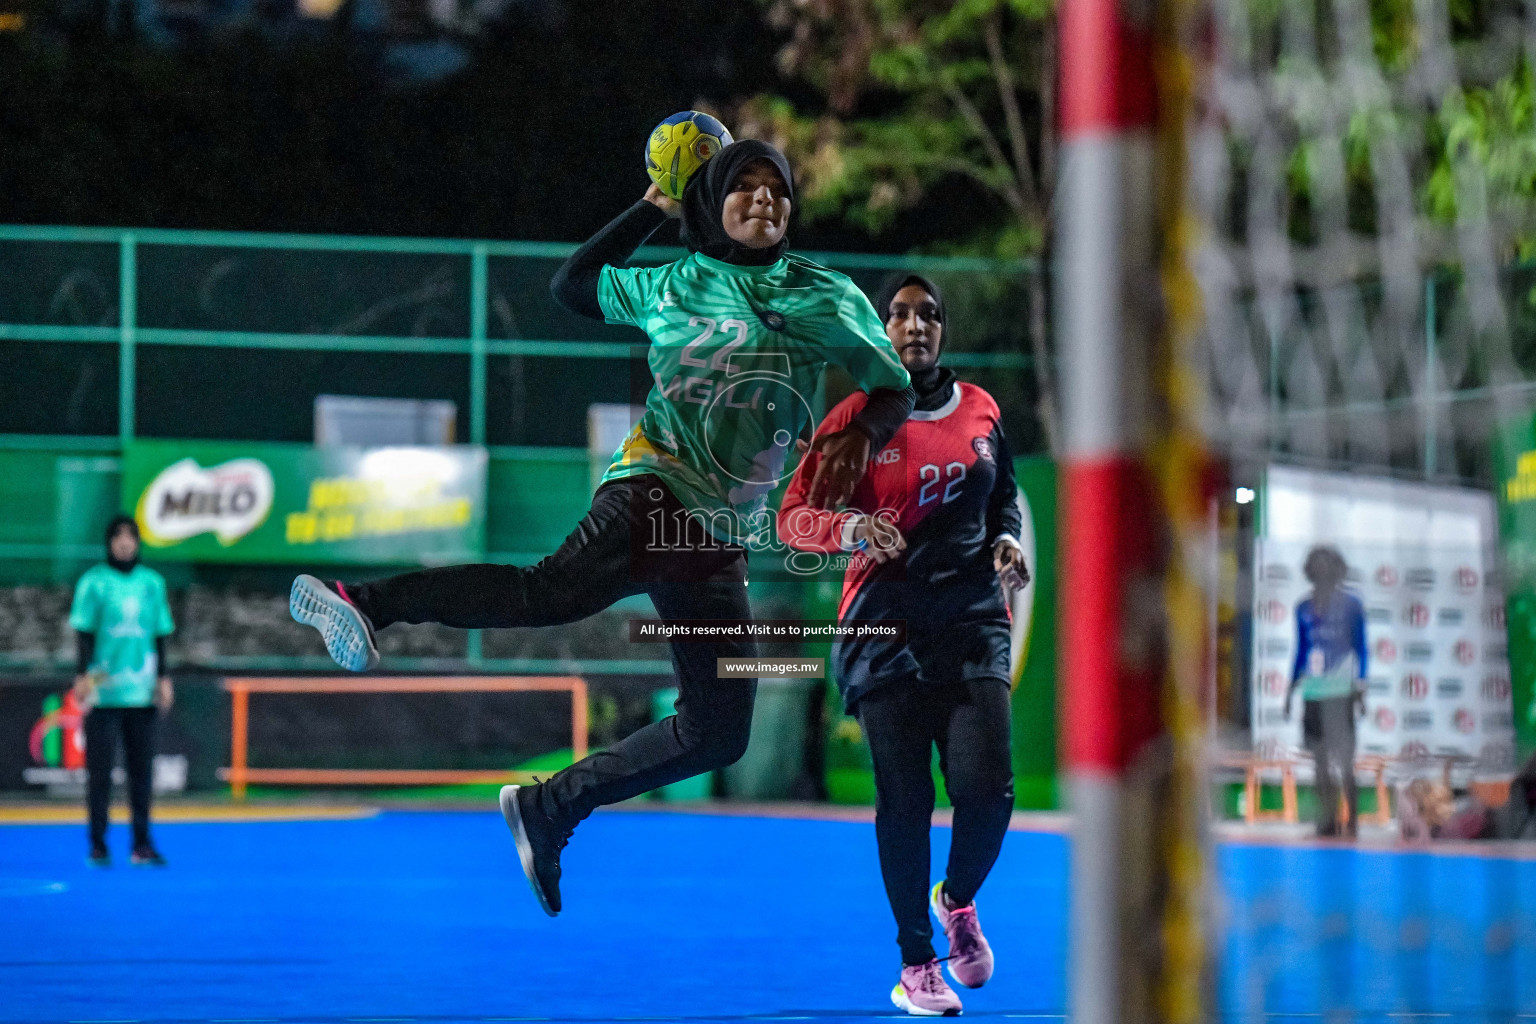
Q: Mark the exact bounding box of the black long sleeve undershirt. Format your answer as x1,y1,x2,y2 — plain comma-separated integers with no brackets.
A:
849,385,916,453
76,633,166,675
984,423,1023,543
550,200,669,320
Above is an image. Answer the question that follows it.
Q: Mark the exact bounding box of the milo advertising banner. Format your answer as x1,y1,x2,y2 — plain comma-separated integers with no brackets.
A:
123,441,487,564
1493,414,1536,758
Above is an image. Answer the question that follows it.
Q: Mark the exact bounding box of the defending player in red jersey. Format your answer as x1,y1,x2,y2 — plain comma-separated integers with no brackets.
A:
779,274,1028,1016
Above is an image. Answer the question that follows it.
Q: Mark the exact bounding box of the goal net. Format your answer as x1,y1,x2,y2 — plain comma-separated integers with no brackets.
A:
1127,0,1536,1018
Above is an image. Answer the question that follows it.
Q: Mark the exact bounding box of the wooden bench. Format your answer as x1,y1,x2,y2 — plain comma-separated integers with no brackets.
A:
1216,751,1392,826
1213,752,1298,823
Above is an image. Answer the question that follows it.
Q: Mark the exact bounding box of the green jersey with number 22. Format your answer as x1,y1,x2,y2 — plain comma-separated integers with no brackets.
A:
597,251,910,546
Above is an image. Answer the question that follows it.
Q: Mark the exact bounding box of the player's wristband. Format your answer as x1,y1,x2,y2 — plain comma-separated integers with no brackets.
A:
839,515,865,552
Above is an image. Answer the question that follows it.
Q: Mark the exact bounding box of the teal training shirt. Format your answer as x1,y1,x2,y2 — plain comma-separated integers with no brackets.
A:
68,564,175,708
597,251,910,546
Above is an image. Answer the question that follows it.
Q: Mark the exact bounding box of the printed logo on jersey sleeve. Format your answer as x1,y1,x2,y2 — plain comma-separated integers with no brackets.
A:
972,436,994,461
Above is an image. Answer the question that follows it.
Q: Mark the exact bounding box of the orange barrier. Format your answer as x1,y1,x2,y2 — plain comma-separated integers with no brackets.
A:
220,676,588,800
1212,753,1299,824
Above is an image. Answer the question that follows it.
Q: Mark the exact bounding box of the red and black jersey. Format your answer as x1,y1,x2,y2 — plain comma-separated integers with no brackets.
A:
778,381,1022,620
779,379,1021,707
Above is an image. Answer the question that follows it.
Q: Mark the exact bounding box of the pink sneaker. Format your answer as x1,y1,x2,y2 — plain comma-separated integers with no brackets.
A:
931,881,994,988
890,959,963,1016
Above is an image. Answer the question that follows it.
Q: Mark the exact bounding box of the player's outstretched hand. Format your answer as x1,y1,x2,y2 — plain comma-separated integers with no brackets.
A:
853,514,906,564
644,184,681,218
805,427,871,509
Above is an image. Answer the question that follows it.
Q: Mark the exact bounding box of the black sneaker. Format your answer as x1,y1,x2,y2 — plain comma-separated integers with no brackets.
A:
499,784,572,917
289,574,380,672
130,844,167,867
87,844,110,869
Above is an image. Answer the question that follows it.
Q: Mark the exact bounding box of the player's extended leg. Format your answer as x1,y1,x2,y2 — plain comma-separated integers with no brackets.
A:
536,578,757,820
496,477,758,916
351,477,649,629
504,575,758,917
932,676,1014,989
291,478,651,671
859,685,963,1016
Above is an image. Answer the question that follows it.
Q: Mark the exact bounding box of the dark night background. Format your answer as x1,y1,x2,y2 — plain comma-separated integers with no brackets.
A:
0,0,999,252
0,0,1045,453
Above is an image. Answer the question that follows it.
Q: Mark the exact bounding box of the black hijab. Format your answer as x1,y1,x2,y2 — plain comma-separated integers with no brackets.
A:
105,514,140,574
680,139,795,266
875,273,956,412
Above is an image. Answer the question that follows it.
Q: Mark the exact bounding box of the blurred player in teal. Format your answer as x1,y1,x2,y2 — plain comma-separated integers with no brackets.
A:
290,140,914,916
70,515,175,868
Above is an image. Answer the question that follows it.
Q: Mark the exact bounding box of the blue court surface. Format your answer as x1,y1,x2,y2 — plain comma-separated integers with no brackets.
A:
2,809,1535,1024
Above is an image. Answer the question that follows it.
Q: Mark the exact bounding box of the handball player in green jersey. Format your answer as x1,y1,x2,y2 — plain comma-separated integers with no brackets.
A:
70,515,175,868
290,140,914,916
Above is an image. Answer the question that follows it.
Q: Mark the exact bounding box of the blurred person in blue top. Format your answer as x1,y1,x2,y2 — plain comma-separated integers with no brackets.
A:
69,515,175,868
1283,544,1367,838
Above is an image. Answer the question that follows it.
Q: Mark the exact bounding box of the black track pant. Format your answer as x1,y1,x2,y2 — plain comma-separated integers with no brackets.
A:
85,705,157,849
857,677,1014,966
347,475,758,827
1303,696,1357,834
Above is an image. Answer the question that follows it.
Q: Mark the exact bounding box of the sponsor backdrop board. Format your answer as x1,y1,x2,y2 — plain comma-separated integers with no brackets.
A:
123,441,487,565
1252,467,1516,777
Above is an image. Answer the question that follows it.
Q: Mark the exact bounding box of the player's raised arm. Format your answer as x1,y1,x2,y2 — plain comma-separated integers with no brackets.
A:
548,186,677,321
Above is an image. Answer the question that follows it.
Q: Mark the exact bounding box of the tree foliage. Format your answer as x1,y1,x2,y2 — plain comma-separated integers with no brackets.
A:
734,0,1059,452
1251,0,1536,262
737,0,1055,259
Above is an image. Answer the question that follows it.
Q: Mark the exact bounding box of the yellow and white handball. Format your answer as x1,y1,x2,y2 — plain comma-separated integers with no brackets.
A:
644,111,734,201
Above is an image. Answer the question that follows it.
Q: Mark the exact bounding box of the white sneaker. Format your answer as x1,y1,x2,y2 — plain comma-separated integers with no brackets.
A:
289,574,380,672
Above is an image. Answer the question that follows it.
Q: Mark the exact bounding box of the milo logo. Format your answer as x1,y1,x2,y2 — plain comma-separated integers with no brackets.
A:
137,458,275,547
